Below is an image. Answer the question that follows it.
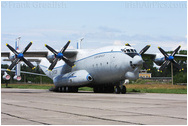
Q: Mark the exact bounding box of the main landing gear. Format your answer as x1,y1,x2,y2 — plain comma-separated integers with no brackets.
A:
115,85,126,94
93,85,114,93
93,85,127,94
49,86,78,93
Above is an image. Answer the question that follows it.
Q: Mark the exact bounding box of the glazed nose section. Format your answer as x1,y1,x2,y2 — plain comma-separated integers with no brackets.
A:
130,55,143,68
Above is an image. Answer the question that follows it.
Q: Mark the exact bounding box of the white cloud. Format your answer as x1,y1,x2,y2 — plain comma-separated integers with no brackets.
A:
151,41,187,51
113,40,124,46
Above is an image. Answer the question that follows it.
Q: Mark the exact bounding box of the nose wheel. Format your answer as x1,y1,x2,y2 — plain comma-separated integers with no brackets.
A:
115,85,126,94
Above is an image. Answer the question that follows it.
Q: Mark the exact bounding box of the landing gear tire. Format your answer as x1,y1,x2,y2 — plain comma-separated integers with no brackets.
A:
94,86,114,93
94,87,99,93
49,86,59,92
67,87,78,93
121,85,126,94
115,86,121,94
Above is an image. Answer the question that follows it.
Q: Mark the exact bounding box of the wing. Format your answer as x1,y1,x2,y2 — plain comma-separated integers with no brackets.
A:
2,49,78,60
142,53,187,61
142,53,156,60
173,54,187,61
1,68,47,76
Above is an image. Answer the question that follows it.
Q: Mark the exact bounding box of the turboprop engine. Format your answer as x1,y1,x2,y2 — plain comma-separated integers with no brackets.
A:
3,72,11,80
13,75,22,81
53,70,93,87
46,54,55,63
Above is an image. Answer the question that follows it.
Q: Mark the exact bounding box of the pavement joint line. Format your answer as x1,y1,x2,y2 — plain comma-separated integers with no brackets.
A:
18,100,187,121
2,103,144,125
1,112,51,125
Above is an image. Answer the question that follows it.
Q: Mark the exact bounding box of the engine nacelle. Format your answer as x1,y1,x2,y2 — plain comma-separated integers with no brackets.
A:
13,75,22,81
153,53,165,66
47,55,55,63
53,70,93,87
3,72,11,80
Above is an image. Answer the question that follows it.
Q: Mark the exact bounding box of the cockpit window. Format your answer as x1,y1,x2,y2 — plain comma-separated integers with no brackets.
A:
122,48,137,54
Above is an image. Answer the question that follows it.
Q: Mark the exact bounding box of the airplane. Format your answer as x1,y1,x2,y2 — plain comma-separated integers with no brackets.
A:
1,39,187,94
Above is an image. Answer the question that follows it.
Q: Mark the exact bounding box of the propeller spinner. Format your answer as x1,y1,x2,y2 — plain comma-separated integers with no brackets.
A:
158,46,183,72
6,42,35,71
45,40,75,71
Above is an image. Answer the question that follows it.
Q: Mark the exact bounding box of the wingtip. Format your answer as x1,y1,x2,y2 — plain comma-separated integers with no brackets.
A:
6,43,8,46
45,44,47,47
7,69,11,71
69,40,71,42
30,41,33,44
48,69,52,71
158,46,160,49
32,67,36,70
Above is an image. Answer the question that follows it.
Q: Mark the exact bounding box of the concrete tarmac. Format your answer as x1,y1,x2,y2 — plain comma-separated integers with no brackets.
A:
1,88,187,125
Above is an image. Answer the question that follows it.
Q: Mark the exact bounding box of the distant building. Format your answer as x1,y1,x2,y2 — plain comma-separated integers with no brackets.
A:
139,70,151,78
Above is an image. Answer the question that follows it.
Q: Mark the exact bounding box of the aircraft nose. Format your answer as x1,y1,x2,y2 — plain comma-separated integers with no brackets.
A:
130,55,143,68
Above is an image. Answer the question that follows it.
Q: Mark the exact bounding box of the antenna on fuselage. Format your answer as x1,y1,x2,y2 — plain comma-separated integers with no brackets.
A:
77,37,84,49
15,36,21,80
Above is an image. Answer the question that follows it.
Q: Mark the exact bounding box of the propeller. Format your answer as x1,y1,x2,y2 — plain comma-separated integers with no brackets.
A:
6,42,35,71
139,45,151,71
45,40,75,71
139,45,151,55
158,45,183,72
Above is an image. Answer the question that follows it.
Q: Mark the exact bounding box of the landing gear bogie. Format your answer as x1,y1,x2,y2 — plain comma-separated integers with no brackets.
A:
49,86,78,93
115,85,127,94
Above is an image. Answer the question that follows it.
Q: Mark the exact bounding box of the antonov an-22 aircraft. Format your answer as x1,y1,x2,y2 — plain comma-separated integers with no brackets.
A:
2,40,186,93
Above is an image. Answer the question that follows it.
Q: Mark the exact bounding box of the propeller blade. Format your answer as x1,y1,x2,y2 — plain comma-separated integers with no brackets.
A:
62,56,75,67
139,45,151,55
60,40,71,53
172,45,181,57
158,47,169,58
159,60,170,71
7,59,20,71
6,44,19,55
48,58,59,71
22,57,35,69
172,59,182,70
22,41,33,54
45,44,58,55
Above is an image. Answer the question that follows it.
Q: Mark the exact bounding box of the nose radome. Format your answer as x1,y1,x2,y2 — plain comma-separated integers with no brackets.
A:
132,55,143,66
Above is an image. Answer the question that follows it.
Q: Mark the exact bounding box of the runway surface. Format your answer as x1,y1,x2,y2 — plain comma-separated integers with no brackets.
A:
1,88,187,125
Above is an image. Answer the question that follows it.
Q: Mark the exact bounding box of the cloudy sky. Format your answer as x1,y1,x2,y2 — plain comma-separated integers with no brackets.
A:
1,1,187,53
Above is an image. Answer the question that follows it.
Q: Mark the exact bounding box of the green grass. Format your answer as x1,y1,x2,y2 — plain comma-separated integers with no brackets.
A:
127,88,187,94
126,83,187,94
1,83,187,94
78,87,93,91
1,84,54,89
